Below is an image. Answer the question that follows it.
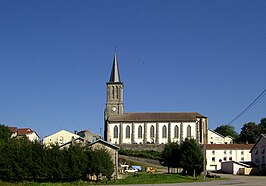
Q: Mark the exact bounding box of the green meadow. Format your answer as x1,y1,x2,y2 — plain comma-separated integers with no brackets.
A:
0,173,224,186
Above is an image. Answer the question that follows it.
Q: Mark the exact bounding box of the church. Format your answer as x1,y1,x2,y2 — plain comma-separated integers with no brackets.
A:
104,52,208,145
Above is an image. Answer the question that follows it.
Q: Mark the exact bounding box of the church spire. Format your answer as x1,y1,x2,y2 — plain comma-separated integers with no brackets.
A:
109,51,121,83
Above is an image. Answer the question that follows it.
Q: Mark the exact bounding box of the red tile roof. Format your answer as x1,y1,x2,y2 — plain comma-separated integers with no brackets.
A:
17,128,34,135
205,144,254,150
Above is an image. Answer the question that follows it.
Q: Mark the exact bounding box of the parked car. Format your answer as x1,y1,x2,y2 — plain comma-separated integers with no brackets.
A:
132,165,142,172
124,168,138,173
146,167,157,173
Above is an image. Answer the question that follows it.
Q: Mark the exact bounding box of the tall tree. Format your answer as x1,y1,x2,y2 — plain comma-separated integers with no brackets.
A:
258,118,266,134
64,144,88,181
179,139,203,177
214,124,239,141
0,124,11,140
86,148,114,181
161,142,180,173
239,122,261,144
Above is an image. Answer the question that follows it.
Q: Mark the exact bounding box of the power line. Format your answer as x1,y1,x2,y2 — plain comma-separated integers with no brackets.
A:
228,87,266,125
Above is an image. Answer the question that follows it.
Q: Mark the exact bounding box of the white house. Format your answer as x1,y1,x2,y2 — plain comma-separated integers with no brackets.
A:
250,134,266,174
221,161,252,175
205,144,253,171
208,129,234,144
42,129,81,146
8,127,40,142
104,52,208,145
58,137,85,149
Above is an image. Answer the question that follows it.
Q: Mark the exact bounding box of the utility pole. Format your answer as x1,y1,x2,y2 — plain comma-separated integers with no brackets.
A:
203,143,206,180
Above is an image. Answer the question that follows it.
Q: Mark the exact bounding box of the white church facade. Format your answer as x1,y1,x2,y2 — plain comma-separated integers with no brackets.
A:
104,52,208,145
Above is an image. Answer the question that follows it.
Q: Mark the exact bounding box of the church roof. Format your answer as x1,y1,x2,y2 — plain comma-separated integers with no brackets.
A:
108,112,206,122
109,52,121,83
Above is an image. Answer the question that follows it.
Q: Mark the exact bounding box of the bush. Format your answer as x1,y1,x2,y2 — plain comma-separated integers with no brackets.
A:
0,139,113,183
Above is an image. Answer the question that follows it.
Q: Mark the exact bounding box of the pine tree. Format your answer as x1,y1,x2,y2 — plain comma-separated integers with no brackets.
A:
180,139,203,177
161,142,180,173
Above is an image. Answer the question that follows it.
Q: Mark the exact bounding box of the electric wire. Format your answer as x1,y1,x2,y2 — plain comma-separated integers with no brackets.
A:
228,87,266,125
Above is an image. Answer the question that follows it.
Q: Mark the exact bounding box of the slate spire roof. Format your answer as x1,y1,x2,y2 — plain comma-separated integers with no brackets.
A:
109,51,121,83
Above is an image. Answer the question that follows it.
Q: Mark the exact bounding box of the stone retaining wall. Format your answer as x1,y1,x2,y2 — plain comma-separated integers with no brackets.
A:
118,144,165,152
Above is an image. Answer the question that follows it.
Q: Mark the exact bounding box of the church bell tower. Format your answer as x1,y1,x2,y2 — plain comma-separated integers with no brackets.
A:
104,52,124,120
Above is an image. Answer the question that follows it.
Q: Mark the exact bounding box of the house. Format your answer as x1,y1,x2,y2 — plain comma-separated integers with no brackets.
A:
208,129,234,144
58,136,85,149
205,144,253,171
250,134,266,174
77,130,101,143
104,52,208,145
42,129,81,147
221,161,253,175
8,127,18,138
8,127,40,142
88,139,120,179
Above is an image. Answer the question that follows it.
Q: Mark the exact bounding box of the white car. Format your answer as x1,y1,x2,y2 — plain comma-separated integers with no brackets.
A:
124,168,138,173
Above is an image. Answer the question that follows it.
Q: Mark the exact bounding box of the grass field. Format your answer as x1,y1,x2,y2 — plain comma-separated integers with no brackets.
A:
107,173,204,184
0,173,222,186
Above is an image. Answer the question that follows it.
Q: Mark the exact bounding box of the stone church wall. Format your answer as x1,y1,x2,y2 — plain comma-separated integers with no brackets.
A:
118,144,165,152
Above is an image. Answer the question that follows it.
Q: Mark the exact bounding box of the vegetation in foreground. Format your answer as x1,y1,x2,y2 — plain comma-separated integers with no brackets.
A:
0,125,114,183
161,139,203,177
108,173,204,185
0,173,223,186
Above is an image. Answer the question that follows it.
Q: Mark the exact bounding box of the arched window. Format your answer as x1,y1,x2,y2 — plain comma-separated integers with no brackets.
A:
116,86,119,99
126,125,130,138
162,125,167,138
187,125,191,139
138,125,142,138
174,125,179,138
112,86,115,99
150,125,155,138
114,125,118,138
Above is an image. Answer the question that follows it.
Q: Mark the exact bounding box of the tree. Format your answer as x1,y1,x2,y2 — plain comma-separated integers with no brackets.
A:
0,124,11,140
214,124,239,141
0,138,105,183
161,142,180,173
86,148,114,181
258,118,266,134
0,138,35,182
239,122,261,144
179,139,203,177
64,144,88,181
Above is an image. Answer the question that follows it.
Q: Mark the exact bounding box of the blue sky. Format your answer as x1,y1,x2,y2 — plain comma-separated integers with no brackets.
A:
0,0,265,138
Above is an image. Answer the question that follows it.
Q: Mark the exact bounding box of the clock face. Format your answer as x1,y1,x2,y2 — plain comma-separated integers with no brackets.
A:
112,107,117,112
